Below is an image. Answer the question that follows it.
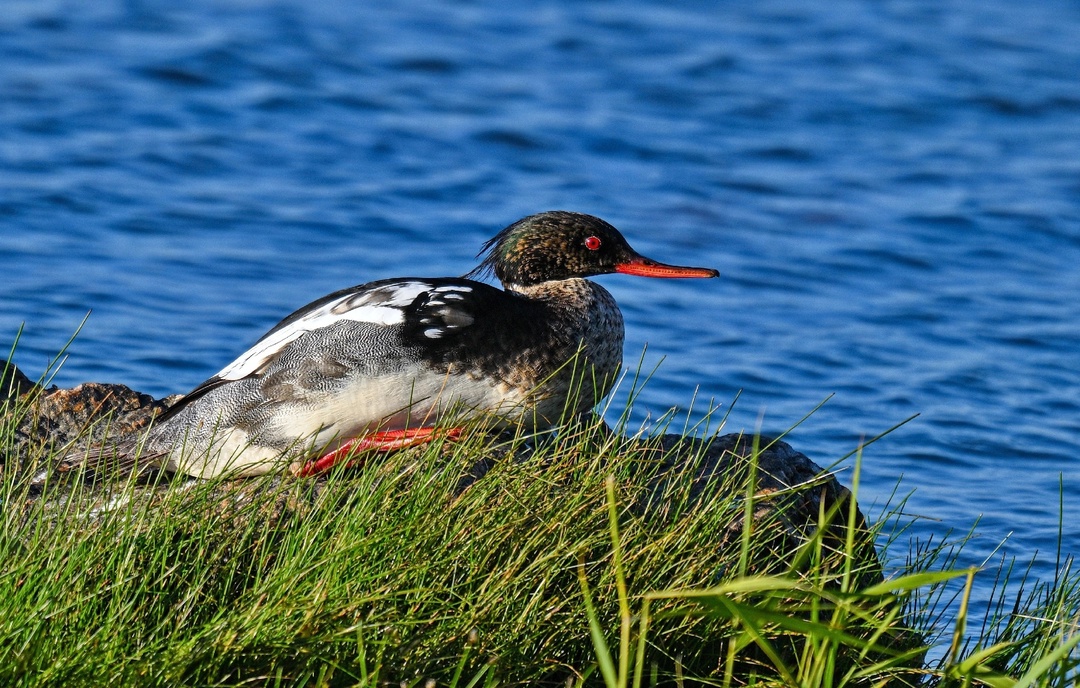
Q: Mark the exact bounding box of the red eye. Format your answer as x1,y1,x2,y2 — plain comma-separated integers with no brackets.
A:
584,236,602,251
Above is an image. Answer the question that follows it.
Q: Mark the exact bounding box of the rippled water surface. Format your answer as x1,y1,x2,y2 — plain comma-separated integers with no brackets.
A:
4,0,1079,612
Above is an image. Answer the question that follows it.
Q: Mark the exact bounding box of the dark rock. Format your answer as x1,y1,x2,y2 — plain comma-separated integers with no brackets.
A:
1,361,38,401
452,422,881,584
1,362,179,470
637,432,878,577
32,383,174,444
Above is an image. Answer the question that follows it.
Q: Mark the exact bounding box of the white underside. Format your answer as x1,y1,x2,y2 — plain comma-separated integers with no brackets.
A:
165,371,529,478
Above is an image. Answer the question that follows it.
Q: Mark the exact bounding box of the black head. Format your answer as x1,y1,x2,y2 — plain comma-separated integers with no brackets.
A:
467,211,719,287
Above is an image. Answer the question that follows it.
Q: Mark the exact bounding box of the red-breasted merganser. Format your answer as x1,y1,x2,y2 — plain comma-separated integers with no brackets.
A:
84,211,718,478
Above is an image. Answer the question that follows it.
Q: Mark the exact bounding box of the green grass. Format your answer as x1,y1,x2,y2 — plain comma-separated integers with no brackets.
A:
2,361,1079,686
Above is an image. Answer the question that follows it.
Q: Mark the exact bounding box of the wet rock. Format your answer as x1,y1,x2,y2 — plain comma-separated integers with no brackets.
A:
0,362,179,470
638,432,880,578
450,422,879,581
1,361,37,400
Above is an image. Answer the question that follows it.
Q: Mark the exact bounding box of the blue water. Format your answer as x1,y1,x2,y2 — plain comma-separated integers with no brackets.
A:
4,0,1079,620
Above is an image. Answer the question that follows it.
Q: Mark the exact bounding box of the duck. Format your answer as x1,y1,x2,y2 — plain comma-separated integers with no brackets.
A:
71,211,718,479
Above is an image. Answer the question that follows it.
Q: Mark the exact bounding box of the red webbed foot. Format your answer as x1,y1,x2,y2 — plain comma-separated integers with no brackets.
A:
294,427,464,477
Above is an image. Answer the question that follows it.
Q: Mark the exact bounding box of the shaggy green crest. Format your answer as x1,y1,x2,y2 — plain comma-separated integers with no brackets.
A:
467,210,638,286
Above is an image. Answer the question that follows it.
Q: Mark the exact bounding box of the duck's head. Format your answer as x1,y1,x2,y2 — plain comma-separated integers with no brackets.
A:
469,211,719,287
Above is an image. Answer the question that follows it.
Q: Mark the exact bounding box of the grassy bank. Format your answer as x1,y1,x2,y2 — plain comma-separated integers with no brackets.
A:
1,377,1078,686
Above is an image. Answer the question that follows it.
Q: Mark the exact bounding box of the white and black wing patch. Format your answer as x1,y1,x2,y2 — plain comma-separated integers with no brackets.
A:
410,285,477,340
216,281,434,381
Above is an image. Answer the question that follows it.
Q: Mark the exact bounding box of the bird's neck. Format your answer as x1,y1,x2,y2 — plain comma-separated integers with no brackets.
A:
504,278,610,309
505,278,625,417
505,277,625,364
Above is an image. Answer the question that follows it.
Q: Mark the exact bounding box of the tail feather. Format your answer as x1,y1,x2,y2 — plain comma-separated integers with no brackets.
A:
46,437,171,485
